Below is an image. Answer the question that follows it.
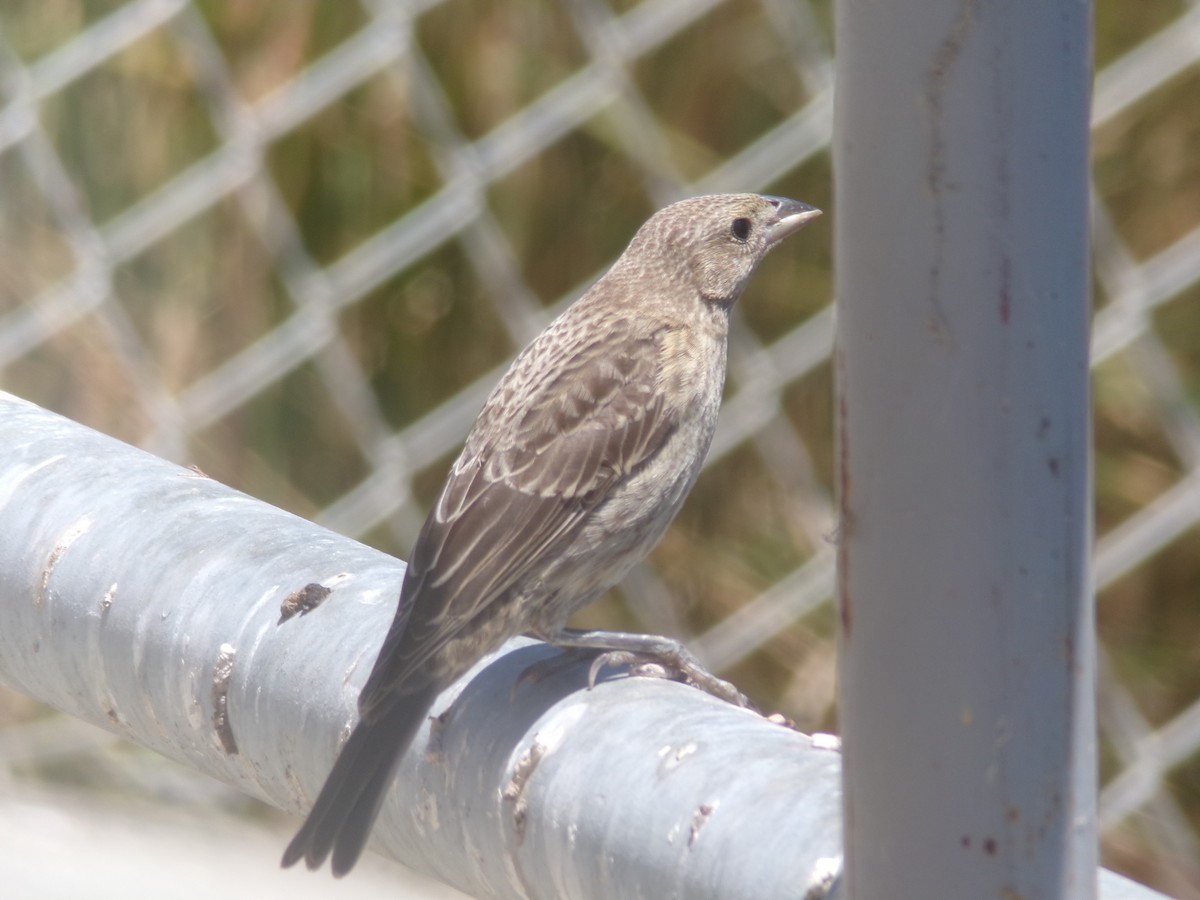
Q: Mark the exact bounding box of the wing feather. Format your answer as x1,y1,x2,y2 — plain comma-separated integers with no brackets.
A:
359,322,678,715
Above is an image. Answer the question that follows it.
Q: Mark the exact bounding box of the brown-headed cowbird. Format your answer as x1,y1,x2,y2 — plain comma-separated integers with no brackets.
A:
281,193,821,876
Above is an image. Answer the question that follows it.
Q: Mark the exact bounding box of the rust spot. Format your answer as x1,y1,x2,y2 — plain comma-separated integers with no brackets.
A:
837,392,853,637
423,708,451,765
999,256,1012,324
839,582,853,637
39,550,60,607
922,0,976,346
39,517,94,607
767,712,799,730
961,835,971,848
278,582,332,624
1047,457,1060,477
211,643,239,755
688,802,717,849
983,837,997,856
837,394,851,512
503,734,549,845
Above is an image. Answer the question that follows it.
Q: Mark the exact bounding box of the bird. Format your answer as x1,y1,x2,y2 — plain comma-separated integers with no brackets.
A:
281,193,821,876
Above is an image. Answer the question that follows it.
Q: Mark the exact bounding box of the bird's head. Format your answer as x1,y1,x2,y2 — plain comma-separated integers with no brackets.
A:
622,193,821,307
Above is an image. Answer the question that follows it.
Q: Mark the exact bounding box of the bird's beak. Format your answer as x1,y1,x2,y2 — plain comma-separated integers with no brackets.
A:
762,196,822,246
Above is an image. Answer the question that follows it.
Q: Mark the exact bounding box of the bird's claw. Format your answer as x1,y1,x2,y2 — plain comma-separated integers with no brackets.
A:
587,648,756,711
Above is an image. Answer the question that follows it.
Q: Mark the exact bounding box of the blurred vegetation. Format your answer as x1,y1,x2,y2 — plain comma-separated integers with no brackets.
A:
0,0,1198,894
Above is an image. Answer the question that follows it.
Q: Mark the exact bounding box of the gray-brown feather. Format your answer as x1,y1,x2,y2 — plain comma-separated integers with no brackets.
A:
293,194,820,877
356,194,799,721
359,315,685,716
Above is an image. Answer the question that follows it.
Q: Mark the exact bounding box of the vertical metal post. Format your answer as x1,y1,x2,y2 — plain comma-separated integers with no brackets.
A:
834,1,1096,897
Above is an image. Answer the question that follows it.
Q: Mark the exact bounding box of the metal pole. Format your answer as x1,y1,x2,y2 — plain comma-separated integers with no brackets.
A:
0,391,1169,897
0,391,844,899
834,1,1096,897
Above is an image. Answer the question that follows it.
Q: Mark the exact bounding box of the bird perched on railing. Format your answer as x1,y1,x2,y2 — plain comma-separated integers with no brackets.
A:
282,193,821,876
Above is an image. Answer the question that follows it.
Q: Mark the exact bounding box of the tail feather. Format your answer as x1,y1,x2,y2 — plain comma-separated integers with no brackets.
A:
281,683,440,875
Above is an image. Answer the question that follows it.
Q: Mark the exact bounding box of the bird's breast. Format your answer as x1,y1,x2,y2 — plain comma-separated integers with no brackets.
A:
595,324,728,546
657,322,727,433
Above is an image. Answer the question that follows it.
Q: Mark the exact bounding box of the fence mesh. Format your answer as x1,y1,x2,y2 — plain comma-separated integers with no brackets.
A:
1,0,1198,894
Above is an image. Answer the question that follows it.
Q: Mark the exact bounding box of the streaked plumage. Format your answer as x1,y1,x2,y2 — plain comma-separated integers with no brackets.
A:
282,193,821,876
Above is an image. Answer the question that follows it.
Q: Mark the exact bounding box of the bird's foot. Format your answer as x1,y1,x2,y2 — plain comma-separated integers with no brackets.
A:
539,628,755,711
585,648,753,709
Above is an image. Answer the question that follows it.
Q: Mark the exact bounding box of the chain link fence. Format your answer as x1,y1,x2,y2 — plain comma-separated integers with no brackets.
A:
1,0,1198,895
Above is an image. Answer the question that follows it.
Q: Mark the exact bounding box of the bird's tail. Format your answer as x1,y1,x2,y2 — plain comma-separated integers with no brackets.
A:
281,682,440,876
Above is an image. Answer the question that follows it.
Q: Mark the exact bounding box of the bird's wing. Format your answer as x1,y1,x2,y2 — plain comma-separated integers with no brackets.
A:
359,322,678,715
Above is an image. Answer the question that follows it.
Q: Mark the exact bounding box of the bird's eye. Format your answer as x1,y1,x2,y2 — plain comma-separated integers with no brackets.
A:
731,218,752,241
